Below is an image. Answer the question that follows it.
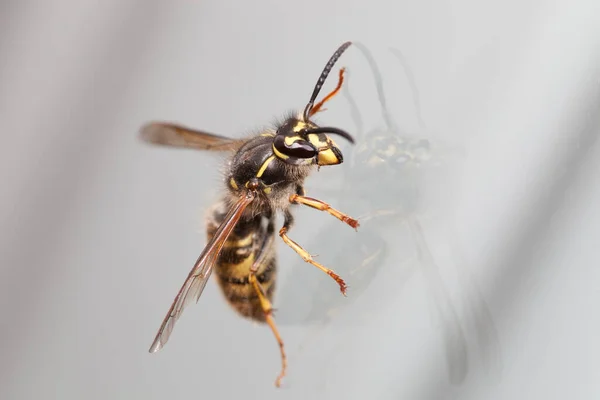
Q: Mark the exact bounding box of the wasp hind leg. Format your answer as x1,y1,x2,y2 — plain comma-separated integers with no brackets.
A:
290,191,360,230
279,210,348,295
248,274,287,387
249,218,287,388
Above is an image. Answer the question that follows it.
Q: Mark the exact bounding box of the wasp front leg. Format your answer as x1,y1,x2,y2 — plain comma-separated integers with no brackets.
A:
290,188,360,230
279,210,348,295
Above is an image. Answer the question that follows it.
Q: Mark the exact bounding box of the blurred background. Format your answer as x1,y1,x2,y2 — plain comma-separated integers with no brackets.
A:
1,1,600,399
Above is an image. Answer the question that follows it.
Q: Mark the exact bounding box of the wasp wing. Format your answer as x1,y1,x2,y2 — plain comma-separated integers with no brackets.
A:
140,122,246,152
148,191,256,353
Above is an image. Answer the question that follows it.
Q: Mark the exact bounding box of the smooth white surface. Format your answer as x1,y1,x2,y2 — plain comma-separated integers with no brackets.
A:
1,1,599,399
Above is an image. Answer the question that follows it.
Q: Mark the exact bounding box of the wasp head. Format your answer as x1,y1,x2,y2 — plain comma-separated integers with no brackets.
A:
271,42,355,167
271,116,354,167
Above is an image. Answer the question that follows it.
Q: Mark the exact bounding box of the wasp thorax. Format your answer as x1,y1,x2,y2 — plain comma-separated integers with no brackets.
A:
272,118,344,166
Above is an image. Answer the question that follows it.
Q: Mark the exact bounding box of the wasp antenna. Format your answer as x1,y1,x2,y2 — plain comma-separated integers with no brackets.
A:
303,41,353,121
305,127,355,144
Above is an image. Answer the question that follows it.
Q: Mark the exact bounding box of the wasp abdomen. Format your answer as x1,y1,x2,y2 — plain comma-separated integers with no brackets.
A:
207,199,277,322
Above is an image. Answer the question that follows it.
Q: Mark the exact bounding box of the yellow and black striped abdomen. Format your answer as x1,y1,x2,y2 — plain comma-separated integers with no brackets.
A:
207,200,276,322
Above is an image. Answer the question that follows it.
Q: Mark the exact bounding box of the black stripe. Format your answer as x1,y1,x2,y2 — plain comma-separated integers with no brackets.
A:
225,290,259,302
218,245,253,265
231,216,262,237
220,275,250,285
208,217,261,241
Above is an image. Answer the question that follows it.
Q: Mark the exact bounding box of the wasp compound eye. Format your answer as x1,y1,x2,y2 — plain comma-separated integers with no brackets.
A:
273,134,317,160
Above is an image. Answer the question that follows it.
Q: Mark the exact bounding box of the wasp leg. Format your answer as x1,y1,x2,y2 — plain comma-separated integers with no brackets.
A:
279,211,348,295
248,274,287,387
248,218,287,388
289,193,360,230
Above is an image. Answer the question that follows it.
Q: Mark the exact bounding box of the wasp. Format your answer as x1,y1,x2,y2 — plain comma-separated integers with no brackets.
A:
140,42,358,387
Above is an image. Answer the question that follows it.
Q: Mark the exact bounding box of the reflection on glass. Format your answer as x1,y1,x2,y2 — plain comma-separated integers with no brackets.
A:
277,42,501,386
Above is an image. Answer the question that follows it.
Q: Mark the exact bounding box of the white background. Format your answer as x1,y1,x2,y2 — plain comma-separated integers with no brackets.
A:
1,1,600,399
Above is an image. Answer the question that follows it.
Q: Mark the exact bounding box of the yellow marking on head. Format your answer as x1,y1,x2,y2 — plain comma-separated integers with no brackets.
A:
229,177,239,190
272,145,289,160
256,155,275,178
284,136,301,145
307,133,329,149
261,132,275,137
318,148,341,165
293,121,308,132
263,187,272,194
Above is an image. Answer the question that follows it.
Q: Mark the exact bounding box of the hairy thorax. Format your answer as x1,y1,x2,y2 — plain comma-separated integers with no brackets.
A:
224,135,314,216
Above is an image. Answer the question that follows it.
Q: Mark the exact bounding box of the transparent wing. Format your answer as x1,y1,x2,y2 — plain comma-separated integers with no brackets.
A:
140,122,247,152
148,191,256,353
